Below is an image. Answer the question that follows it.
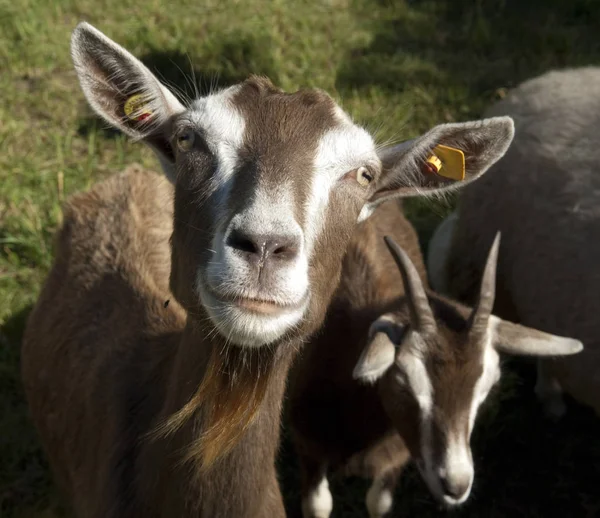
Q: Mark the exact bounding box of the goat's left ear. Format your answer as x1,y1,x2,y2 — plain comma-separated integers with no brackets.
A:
489,316,584,357
353,315,403,384
359,117,514,221
70,22,185,181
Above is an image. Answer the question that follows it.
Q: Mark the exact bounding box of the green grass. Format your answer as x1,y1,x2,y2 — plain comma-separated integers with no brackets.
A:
2,0,600,516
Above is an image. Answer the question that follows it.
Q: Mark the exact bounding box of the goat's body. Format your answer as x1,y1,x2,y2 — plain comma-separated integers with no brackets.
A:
21,166,285,517
445,67,600,415
24,22,518,518
22,166,180,515
289,201,423,512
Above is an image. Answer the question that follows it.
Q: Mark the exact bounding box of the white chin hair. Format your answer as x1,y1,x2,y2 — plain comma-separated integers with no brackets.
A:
199,288,307,348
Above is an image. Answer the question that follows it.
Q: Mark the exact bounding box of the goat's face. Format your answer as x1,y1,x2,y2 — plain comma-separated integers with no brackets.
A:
354,235,584,506
71,22,516,348
170,80,381,347
384,320,499,505
356,311,499,505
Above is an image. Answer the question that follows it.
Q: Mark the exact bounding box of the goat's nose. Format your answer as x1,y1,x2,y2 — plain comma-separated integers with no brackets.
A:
440,473,471,502
226,229,300,265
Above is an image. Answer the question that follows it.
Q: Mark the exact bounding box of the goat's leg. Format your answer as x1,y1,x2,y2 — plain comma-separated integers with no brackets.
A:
366,469,400,518
299,454,332,518
535,358,566,420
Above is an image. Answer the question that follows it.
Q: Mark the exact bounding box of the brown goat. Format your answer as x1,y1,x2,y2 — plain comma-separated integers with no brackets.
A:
429,67,600,420
21,22,516,518
289,204,582,518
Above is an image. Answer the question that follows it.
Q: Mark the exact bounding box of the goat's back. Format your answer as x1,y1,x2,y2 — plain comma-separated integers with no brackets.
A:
21,165,185,515
447,67,600,413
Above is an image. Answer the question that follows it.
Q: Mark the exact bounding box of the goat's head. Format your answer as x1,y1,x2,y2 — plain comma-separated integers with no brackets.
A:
354,234,583,506
71,22,515,349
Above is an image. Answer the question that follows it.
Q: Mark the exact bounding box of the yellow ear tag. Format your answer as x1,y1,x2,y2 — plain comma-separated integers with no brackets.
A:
425,155,442,175
430,144,465,181
124,94,152,122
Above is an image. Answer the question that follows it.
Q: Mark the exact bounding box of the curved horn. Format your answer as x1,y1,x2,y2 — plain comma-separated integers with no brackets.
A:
468,232,501,333
384,236,436,332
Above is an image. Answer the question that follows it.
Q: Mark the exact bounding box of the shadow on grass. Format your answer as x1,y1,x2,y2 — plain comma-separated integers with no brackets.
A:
0,305,64,518
336,0,600,129
77,32,280,139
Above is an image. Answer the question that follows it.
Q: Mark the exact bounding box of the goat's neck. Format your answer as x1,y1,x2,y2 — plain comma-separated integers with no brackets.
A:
144,320,294,518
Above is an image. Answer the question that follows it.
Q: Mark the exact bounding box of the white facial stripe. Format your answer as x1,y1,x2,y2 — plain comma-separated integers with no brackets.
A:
229,183,302,241
197,182,309,347
445,434,471,472
400,332,475,505
400,332,433,417
190,86,246,218
190,99,384,348
468,324,501,433
302,476,333,518
397,332,435,489
313,124,377,177
190,86,245,166
417,321,501,506
441,432,474,505
217,183,309,303
305,122,378,253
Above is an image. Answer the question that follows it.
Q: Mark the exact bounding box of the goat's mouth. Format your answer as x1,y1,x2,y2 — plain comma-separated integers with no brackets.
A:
213,291,308,316
207,287,308,316
196,280,309,348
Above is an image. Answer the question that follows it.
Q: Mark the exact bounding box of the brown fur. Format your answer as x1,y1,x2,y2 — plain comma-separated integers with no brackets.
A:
162,77,367,471
23,23,517,517
154,341,277,470
292,196,581,514
289,200,422,469
21,166,291,517
288,200,487,513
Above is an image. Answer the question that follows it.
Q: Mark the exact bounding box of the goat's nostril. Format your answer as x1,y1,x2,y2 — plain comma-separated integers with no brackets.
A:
226,231,261,255
238,238,259,255
226,229,300,263
271,244,298,259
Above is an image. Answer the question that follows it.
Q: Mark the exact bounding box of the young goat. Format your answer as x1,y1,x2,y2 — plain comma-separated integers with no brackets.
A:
21,22,515,518
290,211,582,518
428,67,600,420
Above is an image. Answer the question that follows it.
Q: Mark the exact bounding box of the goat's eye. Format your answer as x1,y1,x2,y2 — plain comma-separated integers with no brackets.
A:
177,130,195,152
356,166,373,187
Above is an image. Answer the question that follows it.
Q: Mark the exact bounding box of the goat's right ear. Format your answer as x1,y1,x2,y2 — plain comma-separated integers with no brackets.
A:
359,117,514,220
489,316,584,357
353,316,403,384
71,22,185,180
